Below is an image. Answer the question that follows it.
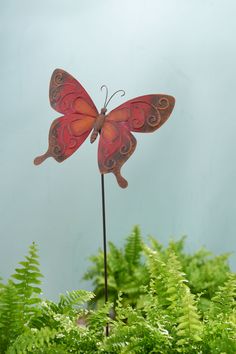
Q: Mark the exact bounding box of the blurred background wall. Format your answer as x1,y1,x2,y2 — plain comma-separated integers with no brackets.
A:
0,0,235,299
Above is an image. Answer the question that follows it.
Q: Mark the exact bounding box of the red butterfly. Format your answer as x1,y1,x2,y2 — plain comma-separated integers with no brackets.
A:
34,69,175,188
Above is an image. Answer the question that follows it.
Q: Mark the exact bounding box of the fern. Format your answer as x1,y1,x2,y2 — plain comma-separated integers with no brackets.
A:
11,242,43,322
210,272,236,317
84,226,148,309
0,281,22,351
104,293,171,353
175,289,202,348
1,228,235,353
201,272,236,353
150,236,231,309
0,243,43,352
144,247,203,351
58,289,95,313
30,290,95,333
203,315,236,354
0,277,4,288
88,301,113,332
6,327,57,354
183,249,231,302
124,225,142,270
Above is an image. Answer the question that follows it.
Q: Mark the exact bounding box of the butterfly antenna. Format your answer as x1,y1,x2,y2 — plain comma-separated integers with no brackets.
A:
101,84,109,108
105,89,125,108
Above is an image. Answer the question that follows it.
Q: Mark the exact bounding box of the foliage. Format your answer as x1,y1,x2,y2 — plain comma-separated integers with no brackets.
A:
0,243,43,351
84,225,149,309
85,227,231,313
0,227,235,353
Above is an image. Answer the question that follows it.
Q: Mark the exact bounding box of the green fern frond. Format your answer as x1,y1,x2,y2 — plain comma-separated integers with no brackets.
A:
167,236,187,256
144,246,174,309
0,281,22,351
210,272,236,317
183,248,231,299
148,235,163,252
175,289,202,347
58,290,95,313
114,292,127,322
88,301,113,333
164,250,188,306
143,248,166,312
148,235,231,311
11,242,43,322
83,250,104,282
0,277,4,288
29,290,95,334
144,246,203,348
124,225,142,270
6,327,57,354
104,299,171,354
203,314,236,354
108,241,126,274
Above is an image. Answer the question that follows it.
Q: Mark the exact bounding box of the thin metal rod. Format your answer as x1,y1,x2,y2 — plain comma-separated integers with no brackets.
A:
101,173,109,336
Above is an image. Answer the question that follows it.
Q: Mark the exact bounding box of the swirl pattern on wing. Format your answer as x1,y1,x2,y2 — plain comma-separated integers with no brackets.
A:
49,69,98,117
34,114,94,165
98,121,137,188
107,94,175,133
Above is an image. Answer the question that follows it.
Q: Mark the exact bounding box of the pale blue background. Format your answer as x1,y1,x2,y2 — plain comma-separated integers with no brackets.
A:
0,0,235,300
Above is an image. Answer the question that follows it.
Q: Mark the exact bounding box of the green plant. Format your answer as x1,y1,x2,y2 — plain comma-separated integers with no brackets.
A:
0,227,235,353
0,243,43,351
85,226,231,314
202,272,236,353
0,243,106,353
84,225,149,308
100,242,235,354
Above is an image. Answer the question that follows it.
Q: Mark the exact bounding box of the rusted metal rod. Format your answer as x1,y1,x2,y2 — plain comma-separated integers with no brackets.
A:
101,173,109,336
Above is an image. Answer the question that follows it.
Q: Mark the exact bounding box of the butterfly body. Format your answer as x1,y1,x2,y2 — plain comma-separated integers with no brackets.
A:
90,108,107,144
34,69,175,188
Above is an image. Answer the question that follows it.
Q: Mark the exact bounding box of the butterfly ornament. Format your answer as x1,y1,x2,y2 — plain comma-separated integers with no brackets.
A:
34,69,175,188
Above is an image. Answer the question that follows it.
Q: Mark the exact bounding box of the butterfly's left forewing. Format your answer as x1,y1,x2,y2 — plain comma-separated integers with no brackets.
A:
98,94,175,188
